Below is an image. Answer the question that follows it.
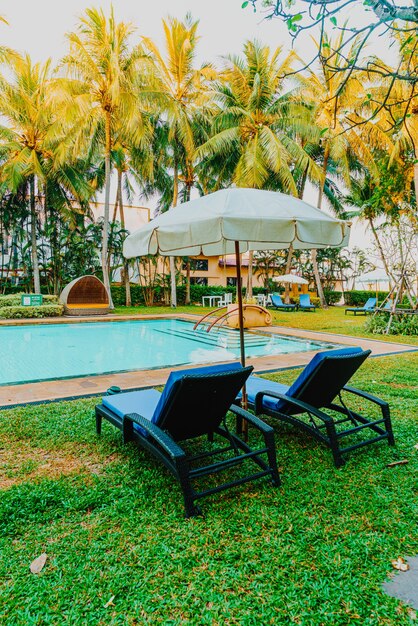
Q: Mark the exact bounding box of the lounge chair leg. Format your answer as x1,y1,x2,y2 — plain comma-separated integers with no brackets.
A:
236,414,243,435
264,430,281,486
325,421,345,468
122,417,135,444
95,409,102,435
383,406,395,446
175,457,201,518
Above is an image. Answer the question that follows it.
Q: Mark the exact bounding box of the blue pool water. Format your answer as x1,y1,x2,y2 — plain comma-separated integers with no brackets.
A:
0,319,338,385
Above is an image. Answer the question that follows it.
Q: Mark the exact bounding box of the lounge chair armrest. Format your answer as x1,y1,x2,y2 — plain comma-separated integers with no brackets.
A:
123,412,186,459
342,386,389,408
254,390,333,423
229,403,274,433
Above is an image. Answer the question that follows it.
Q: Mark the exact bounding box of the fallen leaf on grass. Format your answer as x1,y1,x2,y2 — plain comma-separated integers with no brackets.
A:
104,595,115,608
407,608,417,621
30,553,47,574
391,557,410,572
414,444,418,450
386,459,408,468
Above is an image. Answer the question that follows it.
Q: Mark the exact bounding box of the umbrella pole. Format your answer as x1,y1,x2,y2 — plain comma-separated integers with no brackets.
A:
235,241,248,439
235,241,246,369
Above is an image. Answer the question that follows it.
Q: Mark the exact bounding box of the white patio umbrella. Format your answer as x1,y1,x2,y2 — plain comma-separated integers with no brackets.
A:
273,274,309,285
356,269,390,305
123,188,351,370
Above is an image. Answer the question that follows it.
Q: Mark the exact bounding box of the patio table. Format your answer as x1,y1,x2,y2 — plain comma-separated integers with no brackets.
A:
202,295,223,308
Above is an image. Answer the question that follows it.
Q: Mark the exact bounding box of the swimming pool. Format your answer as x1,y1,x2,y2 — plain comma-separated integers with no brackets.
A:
0,319,339,385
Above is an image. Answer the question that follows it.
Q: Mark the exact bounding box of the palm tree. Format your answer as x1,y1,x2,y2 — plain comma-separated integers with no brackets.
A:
111,134,153,306
345,156,413,286
0,55,59,292
373,30,418,203
60,6,148,307
139,14,216,307
0,54,93,294
195,40,321,297
302,33,394,306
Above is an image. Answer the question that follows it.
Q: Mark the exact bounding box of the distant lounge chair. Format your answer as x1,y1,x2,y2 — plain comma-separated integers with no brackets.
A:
345,297,376,316
377,300,393,312
270,294,297,311
95,362,280,517
238,347,395,467
298,293,316,311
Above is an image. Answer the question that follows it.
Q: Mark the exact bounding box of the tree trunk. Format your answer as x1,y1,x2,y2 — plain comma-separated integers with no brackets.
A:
46,183,60,296
0,216,4,292
185,260,191,305
246,251,253,300
317,144,330,210
315,144,330,308
102,112,114,309
184,183,192,305
30,176,41,294
368,218,393,288
311,249,326,307
284,244,293,303
340,268,345,302
298,163,309,201
116,169,132,307
169,156,179,307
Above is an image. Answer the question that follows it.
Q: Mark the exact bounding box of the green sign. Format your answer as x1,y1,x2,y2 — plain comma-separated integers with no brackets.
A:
21,294,43,307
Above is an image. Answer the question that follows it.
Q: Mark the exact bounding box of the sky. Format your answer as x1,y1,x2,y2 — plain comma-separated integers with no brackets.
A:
1,0,389,251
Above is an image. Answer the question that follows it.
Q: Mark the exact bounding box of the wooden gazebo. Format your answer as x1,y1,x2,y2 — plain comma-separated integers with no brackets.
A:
60,275,110,316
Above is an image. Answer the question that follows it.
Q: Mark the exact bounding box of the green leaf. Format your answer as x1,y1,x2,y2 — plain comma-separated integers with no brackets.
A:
241,1,249,7
293,13,303,21
330,16,337,25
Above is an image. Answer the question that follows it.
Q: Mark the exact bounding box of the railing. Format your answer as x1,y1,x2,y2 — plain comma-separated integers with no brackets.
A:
193,304,271,333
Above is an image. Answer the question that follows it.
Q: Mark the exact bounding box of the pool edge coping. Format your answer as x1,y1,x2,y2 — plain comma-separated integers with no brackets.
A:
1,347,417,411
0,313,416,409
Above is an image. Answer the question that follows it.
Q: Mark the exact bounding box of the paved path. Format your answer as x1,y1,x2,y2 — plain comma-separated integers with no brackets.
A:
383,556,418,610
0,314,416,408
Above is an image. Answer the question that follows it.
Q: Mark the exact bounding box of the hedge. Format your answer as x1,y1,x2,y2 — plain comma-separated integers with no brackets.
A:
343,291,389,306
323,290,343,305
0,285,52,295
0,293,60,308
110,284,266,307
0,304,64,319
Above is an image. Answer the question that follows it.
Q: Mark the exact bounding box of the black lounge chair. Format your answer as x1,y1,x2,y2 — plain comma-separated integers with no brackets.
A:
298,294,316,311
270,294,297,311
345,297,376,316
95,362,280,517
239,348,394,467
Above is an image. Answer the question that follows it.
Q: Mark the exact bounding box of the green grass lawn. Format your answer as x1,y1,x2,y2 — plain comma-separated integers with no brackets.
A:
1,352,417,624
113,304,418,347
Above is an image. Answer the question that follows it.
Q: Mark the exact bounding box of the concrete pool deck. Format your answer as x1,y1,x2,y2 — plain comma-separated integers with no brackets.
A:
0,313,416,408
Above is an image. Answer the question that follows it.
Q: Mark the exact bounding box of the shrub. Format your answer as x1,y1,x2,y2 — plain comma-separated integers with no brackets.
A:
324,290,342,305
0,304,64,319
344,291,389,306
0,285,28,295
110,284,266,307
110,285,148,307
309,296,321,308
0,293,59,308
365,312,418,336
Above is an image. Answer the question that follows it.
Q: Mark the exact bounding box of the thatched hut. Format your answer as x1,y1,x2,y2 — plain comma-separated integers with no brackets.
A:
60,276,110,316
